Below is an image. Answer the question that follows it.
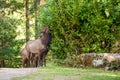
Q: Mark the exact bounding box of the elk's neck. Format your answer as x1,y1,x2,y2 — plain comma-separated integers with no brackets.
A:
41,33,51,47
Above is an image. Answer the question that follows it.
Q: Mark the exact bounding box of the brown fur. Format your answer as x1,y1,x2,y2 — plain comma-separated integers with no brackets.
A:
20,48,29,67
25,26,52,67
20,40,33,67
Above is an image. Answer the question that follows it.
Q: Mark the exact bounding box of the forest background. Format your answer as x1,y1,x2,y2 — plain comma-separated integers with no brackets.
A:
0,0,120,67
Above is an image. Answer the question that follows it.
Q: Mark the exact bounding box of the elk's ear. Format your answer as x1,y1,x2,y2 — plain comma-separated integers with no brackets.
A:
40,30,44,33
45,25,49,33
40,26,46,33
40,25,49,33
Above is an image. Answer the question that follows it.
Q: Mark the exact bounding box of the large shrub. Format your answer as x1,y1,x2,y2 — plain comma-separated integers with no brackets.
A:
38,0,120,61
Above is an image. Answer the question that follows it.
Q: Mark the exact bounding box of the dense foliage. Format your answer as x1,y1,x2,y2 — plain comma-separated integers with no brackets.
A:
0,0,24,67
38,0,120,61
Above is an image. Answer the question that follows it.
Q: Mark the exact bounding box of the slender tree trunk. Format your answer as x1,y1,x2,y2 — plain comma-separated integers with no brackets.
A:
34,0,39,39
26,0,30,42
34,0,46,39
1,39,5,67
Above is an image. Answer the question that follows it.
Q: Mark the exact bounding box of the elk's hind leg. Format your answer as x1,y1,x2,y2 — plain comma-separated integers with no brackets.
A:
22,58,27,68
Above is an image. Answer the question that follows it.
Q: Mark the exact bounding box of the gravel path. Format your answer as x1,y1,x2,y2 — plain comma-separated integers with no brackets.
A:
0,68,39,80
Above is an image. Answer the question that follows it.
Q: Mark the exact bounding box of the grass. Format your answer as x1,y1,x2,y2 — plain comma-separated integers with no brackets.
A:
12,63,120,80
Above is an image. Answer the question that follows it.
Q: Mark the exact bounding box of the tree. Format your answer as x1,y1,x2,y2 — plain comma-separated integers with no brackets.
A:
34,0,40,39
26,0,30,42
0,0,24,67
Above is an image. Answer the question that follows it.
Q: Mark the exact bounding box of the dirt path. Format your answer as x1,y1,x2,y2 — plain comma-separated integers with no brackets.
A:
0,68,39,80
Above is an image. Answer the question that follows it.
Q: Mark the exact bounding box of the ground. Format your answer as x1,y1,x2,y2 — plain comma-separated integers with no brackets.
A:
0,68,38,80
12,67,120,80
0,65,120,80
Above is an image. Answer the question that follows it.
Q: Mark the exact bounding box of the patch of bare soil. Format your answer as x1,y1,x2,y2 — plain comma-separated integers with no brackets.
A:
0,68,38,80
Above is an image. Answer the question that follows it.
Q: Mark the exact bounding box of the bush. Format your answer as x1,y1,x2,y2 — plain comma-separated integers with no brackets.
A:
38,0,120,65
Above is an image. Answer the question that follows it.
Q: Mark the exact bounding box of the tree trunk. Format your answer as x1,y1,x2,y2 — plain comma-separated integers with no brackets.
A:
1,39,5,67
26,0,30,42
34,0,39,39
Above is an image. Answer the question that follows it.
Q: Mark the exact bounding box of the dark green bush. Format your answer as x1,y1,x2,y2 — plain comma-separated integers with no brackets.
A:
38,0,120,63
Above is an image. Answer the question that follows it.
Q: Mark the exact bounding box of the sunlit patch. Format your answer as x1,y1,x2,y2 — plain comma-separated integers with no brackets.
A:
94,73,119,77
